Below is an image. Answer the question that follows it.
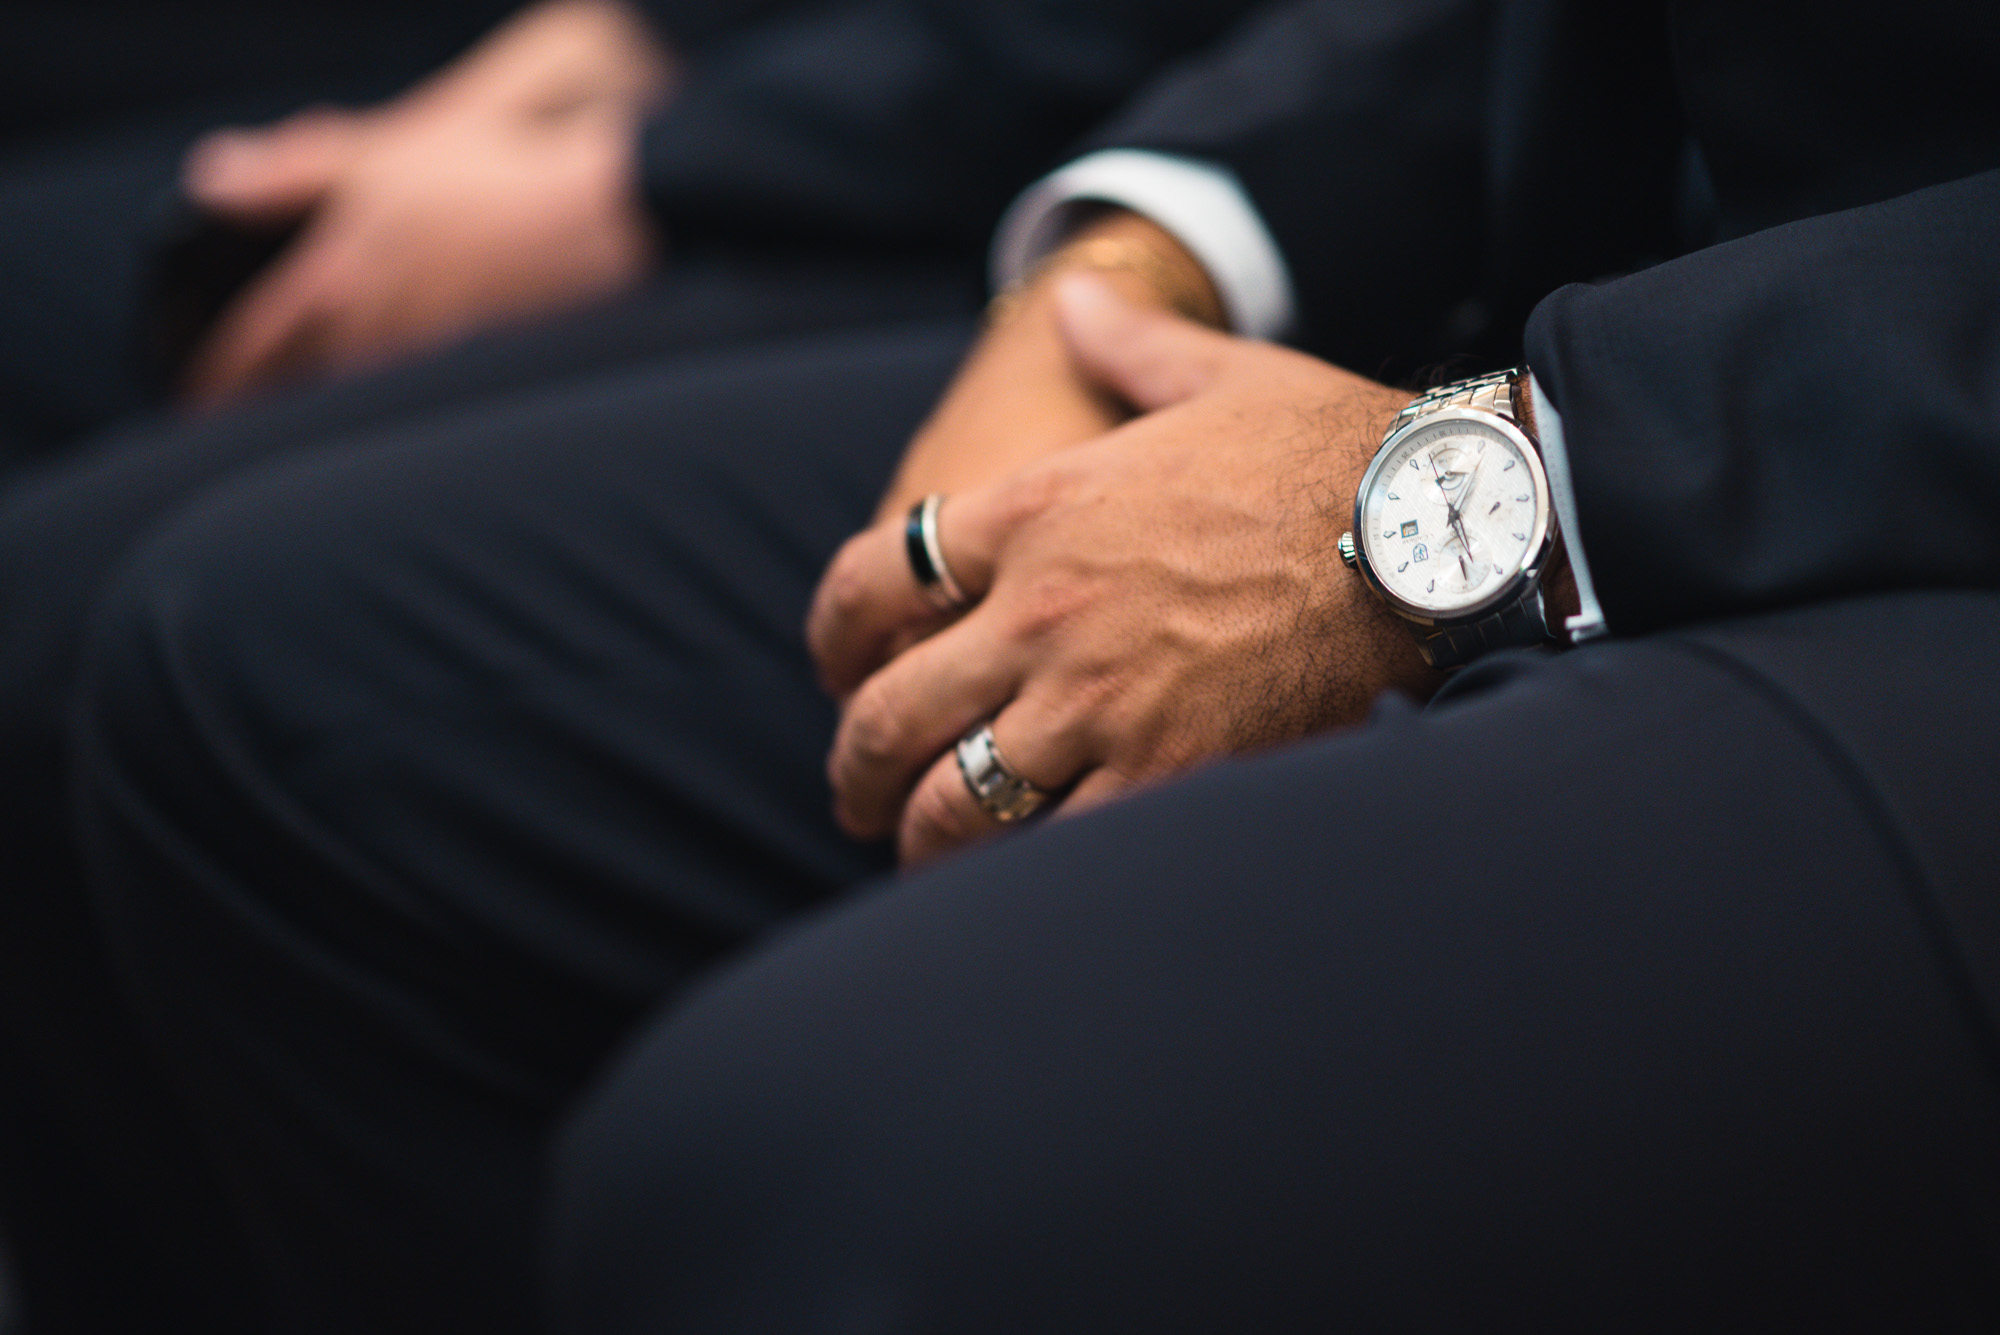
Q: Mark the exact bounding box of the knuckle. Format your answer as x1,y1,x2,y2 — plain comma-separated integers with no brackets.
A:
992,464,1071,534
840,679,910,769
1061,664,1129,735
1004,573,1093,644
820,539,875,616
807,541,879,668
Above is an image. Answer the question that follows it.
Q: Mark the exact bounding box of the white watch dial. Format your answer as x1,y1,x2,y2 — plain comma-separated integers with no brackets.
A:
1359,417,1542,616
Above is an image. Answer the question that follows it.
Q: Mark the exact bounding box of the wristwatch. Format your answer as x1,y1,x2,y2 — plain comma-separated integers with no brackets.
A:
1338,368,1561,670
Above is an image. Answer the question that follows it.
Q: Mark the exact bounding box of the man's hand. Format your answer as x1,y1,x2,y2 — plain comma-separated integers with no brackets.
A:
869,210,1223,525
808,277,1442,864
178,0,672,407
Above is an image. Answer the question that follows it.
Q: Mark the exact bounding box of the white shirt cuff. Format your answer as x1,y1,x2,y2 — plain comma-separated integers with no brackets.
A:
990,148,1297,341
1528,374,1609,642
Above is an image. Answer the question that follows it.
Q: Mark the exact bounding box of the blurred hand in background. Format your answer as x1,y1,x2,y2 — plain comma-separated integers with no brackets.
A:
178,0,674,407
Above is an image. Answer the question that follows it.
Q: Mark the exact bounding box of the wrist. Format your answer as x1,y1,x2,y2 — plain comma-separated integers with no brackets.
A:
1340,369,1570,671
987,211,1224,333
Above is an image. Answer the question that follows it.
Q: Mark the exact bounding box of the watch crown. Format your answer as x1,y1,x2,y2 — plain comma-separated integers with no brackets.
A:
1338,531,1357,568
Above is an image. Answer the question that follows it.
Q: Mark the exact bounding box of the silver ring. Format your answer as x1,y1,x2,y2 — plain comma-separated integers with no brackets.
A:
905,493,969,610
955,722,1052,823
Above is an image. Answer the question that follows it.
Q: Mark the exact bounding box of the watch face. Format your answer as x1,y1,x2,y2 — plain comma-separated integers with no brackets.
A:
1358,413,1547,617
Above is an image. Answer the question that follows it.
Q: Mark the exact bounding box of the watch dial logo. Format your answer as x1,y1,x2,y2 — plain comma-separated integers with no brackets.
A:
1412,543,1429,563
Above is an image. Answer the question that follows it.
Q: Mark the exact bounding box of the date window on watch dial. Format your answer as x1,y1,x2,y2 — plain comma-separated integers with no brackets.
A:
1399,520,1419,539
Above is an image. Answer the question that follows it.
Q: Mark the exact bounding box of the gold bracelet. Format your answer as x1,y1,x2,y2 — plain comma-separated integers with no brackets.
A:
983,235,1228,332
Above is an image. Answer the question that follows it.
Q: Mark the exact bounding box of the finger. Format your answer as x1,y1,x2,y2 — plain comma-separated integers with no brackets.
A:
808,493,990,701
1050,765,1138,821
1052,272,1235,413
896,700,1089,866
184,107,369,221
829,613,1024,840
807,519,945,701
180,235,339,406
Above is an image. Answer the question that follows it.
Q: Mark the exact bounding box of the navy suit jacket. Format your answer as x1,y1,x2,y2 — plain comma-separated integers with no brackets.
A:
635,0,1264,256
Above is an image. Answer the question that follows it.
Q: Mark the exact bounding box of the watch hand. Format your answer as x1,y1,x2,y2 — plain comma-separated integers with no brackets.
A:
1429,455,1462,528
1436,447,1490,584
1456,447,1487,512
1437,505,1476,578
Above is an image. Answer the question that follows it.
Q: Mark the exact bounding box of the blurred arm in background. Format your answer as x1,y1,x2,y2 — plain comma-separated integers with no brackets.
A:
178,0,1260,407
179,0,676,405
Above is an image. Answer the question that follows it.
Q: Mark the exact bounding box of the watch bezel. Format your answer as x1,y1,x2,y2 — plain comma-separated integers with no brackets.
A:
1349,404,1557,627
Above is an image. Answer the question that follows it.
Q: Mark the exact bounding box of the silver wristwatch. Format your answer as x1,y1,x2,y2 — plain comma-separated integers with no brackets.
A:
1339,369,1560,671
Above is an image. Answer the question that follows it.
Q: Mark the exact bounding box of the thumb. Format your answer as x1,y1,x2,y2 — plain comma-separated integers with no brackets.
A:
183,108,368,221
1052,271,1233,413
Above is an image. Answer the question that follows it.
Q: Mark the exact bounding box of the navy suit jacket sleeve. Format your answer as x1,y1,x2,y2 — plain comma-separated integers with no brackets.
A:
634,0,1260,256
1093,0,1999,632
1526,169,2000,635
1078,0,1684,373
1079,0,1495,367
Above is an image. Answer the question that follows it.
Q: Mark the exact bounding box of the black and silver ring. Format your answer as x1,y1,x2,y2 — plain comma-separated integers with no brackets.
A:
905,493,970,610
955,722,1051,823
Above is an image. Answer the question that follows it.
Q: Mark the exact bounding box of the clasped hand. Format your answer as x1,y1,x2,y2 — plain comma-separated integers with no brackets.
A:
178,0,671,406
807,277,1439,864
